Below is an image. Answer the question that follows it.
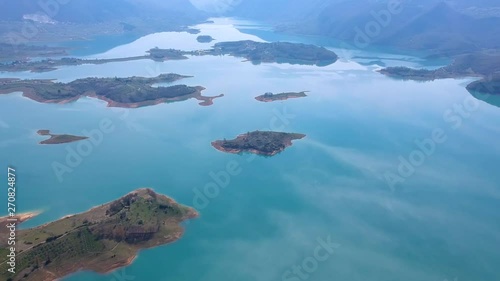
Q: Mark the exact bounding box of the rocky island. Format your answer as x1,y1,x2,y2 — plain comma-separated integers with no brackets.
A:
37,130,88,145
255,91,308,102
197,35,215,43
207,40,338,66
0,74,223,107
212,131,306,156
0,188,198,281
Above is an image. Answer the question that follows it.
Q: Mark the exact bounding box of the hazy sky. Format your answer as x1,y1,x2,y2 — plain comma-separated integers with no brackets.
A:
189,0,242,13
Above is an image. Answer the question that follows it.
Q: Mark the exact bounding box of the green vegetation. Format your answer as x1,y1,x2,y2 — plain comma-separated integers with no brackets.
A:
212,131,306,156
255,91,308,102
0,74,222,108
209,40,338,66
0,188,197,281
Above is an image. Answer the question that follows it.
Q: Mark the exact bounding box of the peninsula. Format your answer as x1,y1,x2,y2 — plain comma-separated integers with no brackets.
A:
255,91,308,102
0,41,338,73
0,188,198,281
466,73,500,96
37,130,88,145
378,52,500,105
212,131,306,156
0,74,223,107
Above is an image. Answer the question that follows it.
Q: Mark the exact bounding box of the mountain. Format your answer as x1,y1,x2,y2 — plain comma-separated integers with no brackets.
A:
226,0,500,56
0,0,204,23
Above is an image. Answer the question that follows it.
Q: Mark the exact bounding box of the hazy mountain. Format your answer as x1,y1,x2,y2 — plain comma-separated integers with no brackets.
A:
227,0,500,55
0,0,205,23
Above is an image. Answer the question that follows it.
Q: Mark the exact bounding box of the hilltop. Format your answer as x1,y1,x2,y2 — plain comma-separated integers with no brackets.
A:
0,188,198,281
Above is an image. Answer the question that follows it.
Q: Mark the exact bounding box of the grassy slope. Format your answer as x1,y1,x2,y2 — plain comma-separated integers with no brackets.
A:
0,188,197,281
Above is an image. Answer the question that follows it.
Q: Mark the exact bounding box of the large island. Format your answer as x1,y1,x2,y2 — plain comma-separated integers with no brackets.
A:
0,74,224,107
207,40,338,66
212,131,306,156
0,188,198,281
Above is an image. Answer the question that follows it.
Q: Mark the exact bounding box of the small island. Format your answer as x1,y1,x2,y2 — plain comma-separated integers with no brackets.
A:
37,130,88,145
0,74,224,108
255,91,308,102
212,131,306,156
0,188,198,281
197,35,215,43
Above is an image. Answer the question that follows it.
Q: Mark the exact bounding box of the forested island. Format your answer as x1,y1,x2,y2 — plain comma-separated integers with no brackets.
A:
255,91,308,102
0,188,198,281
37,130,88,145
212,131,306,156
197,35,215,43
0,74,223,107
207,40,338,66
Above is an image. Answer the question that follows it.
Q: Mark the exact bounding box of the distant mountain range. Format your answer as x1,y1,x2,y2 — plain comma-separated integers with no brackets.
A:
227,0,500,56
1,0,499,57
0,0,205,23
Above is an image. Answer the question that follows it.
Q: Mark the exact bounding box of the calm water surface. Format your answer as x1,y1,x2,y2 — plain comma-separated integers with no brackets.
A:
0,18,499,281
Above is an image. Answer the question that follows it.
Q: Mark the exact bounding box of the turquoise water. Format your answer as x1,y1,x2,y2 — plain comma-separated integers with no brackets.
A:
1,18,499,281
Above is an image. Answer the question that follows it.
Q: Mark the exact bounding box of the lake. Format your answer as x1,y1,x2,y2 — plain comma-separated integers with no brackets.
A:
1,18,499,281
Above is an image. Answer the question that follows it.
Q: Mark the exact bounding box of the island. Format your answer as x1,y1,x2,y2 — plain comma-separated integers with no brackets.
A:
147,47,189,61
0,41,339,73
197,35,215,43
212,131,306,156
255,91,308,102
0,188,198,281
207,40,338,66
0,74,224,108
37,130,88,145
0,48,190,73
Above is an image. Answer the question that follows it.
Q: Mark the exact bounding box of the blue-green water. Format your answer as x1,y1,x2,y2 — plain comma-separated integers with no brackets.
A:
1,18,499,281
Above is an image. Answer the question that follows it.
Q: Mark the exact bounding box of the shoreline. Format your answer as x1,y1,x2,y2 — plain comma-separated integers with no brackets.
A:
0,79,223,108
